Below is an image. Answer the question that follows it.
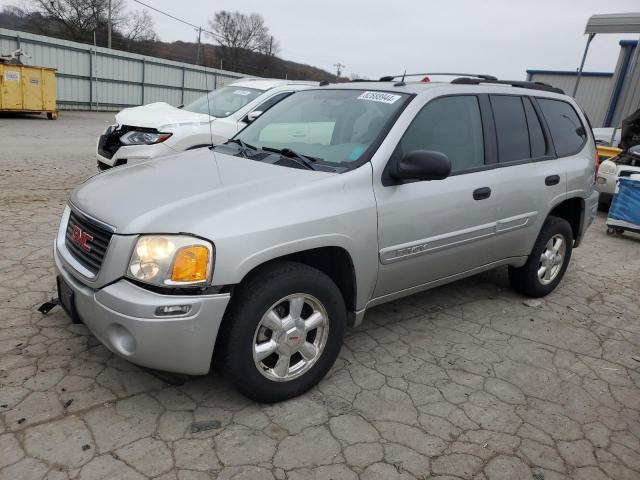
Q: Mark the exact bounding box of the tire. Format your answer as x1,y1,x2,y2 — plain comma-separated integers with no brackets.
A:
217,261,346,402
508,216,573,298
597,200,609,212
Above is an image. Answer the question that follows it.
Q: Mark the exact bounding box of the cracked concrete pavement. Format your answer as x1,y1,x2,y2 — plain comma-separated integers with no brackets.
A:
1,111,640,479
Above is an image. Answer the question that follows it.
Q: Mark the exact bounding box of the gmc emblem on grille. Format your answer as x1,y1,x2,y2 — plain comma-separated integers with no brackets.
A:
70,225,93,252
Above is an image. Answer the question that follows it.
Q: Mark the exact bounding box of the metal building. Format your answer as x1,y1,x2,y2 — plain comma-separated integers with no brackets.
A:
527,39,638,127
526,69,613,126
0,27,245,111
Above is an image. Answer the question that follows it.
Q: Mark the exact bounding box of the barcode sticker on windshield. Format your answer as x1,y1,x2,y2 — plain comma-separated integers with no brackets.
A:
233,90,253,96
357,91,401,104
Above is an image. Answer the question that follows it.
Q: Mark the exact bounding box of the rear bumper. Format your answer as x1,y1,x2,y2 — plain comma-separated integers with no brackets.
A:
55,246,230,375
576,190,599,247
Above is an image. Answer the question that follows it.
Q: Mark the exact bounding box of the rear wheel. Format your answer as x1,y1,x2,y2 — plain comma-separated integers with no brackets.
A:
217,261,346,402
508,216,573,298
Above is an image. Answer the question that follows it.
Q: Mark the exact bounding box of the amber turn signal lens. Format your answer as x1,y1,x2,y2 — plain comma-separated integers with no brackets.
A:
170,245,209,283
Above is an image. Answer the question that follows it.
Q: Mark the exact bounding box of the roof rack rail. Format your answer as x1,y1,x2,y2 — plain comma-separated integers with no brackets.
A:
379,73,498,82
451,77,564,94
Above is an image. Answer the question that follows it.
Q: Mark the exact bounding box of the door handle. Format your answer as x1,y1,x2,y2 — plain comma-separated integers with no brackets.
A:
473,187,491,200
545,175,560,186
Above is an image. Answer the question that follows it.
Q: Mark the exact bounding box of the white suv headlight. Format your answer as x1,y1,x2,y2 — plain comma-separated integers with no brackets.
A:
599,160,617,175
120,131,172,145
127,235,213,287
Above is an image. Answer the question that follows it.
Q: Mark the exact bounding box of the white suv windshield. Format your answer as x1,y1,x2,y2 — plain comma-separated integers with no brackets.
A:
236,89,409,165
184,86,262,118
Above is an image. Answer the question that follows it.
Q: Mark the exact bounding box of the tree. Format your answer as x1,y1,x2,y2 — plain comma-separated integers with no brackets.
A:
122,10,156,42
208,11,276,69
26,0,154,44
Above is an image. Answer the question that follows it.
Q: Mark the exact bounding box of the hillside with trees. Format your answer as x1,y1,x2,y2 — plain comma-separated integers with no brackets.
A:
0,2,340,81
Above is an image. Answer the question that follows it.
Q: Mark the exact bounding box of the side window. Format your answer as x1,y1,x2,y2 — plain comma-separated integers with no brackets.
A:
400,96,484,173
254,92,293,115
537,98,587,157
490,95,530,162
523,97,546,158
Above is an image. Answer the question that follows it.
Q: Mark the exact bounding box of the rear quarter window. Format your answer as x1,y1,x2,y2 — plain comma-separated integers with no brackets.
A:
537,98,587,157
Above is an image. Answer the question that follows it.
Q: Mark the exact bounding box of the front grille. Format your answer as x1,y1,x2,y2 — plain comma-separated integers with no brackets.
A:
97,125,121,159
65,210,114,274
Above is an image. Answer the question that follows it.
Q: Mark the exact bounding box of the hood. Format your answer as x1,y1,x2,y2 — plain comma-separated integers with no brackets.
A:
70,149,332,234
115,102,212,130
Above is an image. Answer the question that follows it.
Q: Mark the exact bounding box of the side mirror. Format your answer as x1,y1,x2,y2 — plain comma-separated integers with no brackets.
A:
391,150,451,181
247,110,263,123
629,145,640,160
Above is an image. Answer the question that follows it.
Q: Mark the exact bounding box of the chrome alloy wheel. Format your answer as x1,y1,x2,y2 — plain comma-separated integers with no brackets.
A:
538,234,566,285
252,294,329,382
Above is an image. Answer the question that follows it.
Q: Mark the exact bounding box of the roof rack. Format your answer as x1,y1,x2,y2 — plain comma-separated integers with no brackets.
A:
379,73,498,82
451,77,564,94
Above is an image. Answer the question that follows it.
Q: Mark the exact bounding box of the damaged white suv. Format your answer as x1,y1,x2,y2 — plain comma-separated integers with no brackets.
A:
96,78,317,170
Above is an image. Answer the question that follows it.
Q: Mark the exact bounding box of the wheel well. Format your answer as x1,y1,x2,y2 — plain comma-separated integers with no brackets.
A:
239,247,357,317
549,197,583,241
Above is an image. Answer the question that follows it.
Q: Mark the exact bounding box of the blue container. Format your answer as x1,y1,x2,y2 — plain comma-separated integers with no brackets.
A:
608,177,640,226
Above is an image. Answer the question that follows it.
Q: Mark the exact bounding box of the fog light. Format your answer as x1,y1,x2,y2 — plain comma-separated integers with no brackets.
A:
596,177,606,184
156,305,192,316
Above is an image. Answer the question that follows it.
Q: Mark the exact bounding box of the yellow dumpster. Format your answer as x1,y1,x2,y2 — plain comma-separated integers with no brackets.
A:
0,64,58,119
597,145,622,163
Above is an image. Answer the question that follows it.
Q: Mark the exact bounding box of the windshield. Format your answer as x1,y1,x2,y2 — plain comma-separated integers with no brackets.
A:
235,89,409,165
184,86,263,118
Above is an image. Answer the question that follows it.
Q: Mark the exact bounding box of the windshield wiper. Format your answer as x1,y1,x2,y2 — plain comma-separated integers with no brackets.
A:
262,147,318,170
225,138,257,158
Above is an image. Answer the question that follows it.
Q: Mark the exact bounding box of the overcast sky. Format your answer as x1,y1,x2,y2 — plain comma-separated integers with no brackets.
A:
4,0,640,79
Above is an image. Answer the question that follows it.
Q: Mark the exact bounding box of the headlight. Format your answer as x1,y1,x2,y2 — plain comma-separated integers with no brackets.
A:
120,131,172,145
599,160,617,175
127,235,213,287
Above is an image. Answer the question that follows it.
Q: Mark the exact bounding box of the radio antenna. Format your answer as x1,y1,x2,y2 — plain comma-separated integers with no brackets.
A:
205,69,214,148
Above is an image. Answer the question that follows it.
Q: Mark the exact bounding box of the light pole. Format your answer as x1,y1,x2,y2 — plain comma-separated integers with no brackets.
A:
107,0,112,49
334,62,345,82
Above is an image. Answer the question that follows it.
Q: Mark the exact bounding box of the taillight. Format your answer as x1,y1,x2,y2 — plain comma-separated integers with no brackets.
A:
593,151,599,184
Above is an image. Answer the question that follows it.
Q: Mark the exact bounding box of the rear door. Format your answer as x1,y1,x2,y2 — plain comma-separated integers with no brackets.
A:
481,94,566,259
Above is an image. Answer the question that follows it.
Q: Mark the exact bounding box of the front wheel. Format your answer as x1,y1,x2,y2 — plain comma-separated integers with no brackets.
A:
217,261,346,402
508,216,573,298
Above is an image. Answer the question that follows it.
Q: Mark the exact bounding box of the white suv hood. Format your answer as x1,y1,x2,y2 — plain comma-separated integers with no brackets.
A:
115,102,213,130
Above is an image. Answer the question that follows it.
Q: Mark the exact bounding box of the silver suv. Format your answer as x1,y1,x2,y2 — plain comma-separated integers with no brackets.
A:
54,75,599,402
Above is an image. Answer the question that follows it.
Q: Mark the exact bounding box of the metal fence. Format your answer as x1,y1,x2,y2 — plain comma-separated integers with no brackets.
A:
0,28,246,111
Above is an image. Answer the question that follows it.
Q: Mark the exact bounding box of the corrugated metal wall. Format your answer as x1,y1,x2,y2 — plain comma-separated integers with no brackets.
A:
606,40,639,128
0,28,245,111
526,71,614,127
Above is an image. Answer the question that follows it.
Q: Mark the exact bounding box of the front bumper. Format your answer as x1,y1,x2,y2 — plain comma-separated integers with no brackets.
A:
96,142,177,169
595,172,617,195
55,246,230,375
